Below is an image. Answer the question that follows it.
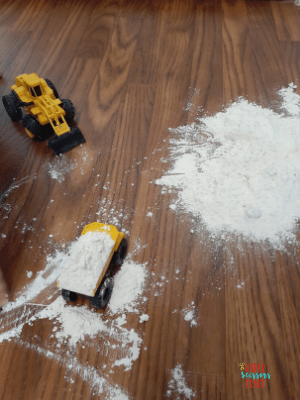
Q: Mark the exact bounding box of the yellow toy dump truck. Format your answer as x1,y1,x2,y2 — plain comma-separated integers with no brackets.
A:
57,223,127,309
2,73,85,155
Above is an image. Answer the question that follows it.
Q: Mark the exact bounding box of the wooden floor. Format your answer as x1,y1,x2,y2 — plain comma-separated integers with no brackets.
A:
0,0,300,399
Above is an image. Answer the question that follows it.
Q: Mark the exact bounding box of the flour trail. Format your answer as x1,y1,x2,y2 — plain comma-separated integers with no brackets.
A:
17,340,129,400
0,239,147,375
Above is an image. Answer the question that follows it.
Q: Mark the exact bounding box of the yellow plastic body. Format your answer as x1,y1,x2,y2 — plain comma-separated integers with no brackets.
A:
12,73,70,136
25,128,35,138
57,223,124,297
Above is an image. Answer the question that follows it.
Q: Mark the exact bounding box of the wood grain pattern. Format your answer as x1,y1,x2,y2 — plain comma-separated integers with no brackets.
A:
272,1,300,42
0,0,300,399
275,247,300,400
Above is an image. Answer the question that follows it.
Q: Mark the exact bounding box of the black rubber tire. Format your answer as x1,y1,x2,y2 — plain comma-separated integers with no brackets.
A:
61,289,78,302
2,93,22,122
60,99,75,123
45,79,59,98
111,238,128,267
90,277,114,309
22,115,50,141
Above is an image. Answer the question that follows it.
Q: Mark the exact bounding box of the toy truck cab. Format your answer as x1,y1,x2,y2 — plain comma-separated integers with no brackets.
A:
57,223,127,309
12,73,71,137
14,73,47,101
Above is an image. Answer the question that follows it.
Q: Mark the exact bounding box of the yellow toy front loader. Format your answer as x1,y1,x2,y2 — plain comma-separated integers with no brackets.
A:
2,73,85,155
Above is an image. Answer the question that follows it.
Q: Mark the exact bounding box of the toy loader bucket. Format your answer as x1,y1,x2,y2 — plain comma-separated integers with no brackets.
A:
47,126,85,155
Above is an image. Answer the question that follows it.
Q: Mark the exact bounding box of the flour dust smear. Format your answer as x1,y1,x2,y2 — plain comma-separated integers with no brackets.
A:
156,84,300,248
0,236,149,399
166,364,195,399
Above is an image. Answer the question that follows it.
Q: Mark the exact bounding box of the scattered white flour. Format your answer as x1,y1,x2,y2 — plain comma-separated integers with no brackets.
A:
30,296,142,371
0,241,146,375
26,270,33,278
182,303,197,328
109,260,148,314
47,154,77,183
139,314,149,323
153,274,168,297
95,198,131,236
114,314,127,327
58,231,115,296
16,340,129,400
2,248,65,313
0,296,143,370
0,175,38,203
156,84,300,247
112,326,143,370
173,302,198,328
166,364,195,399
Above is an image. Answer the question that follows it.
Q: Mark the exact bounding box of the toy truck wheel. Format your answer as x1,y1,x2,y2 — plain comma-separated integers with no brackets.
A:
111,238,128,267
45,79,59,98
61,289,78,302
2,93,22,122
90,277,113,309
22,115,49,141
60,99,75,123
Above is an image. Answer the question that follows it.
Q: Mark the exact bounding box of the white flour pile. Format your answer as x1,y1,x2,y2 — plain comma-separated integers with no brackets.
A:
58,231,115,296
35,296,108,346
156,84,300,246
166,364,195,399
109,260,148,314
